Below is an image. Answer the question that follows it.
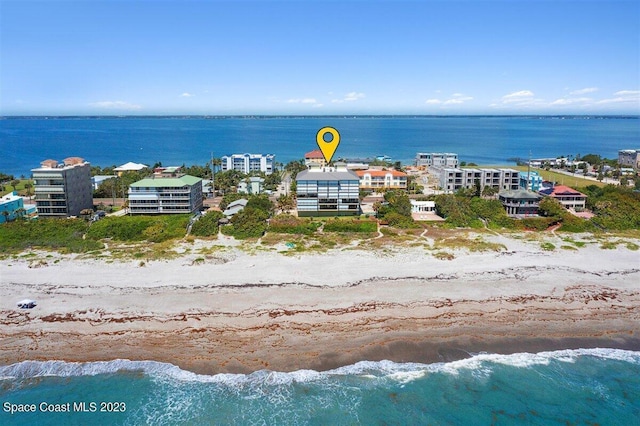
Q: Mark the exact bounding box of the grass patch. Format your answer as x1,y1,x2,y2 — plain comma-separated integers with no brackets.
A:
434,235,505,252
561,245,578,251
433,251,455,260
540,242,556,251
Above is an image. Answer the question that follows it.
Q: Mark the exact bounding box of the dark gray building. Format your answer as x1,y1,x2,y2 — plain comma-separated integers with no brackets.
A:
32,157,93,217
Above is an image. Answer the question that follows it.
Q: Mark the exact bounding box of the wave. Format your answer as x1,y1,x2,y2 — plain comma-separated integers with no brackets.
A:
1,348,639,385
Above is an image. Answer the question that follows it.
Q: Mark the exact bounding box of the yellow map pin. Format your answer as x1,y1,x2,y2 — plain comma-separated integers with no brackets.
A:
316,127,340,163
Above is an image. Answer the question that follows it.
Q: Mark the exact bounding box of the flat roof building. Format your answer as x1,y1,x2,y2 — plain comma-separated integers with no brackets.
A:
32,157,93,217
128,174,203,214
296,167,360,217
221,153,275,175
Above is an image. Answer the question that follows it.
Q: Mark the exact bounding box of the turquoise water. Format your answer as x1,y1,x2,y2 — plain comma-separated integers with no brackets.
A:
1,116,638,177
2,349,639,425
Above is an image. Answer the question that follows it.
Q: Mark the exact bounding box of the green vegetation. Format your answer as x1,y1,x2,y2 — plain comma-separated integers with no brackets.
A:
376,190,417,228
540,242,556,251
87,214,190,242
323,218,377,233
0,218,103,253
268,214,320,235
190,211,224,237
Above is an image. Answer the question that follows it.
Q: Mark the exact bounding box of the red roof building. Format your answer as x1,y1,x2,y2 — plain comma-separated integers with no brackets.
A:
304,149,326,167
356,169,408,190
539,185,587,211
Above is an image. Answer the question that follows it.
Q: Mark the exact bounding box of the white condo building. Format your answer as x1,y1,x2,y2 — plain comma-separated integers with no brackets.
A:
221,154,275,175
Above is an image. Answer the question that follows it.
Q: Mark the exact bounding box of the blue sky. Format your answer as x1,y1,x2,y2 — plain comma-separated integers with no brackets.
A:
1,0,638,115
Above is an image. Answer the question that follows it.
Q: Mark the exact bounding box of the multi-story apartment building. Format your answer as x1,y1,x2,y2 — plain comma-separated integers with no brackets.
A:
415,152,459,168
128,175,203,214
438,168,519,193
355,169,408,191
221,153,275,175
618,149,640,170
32,157,93,217
296,167,360,217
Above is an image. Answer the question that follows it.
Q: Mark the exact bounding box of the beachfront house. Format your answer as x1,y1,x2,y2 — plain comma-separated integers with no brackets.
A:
304,149,327,168
221,153,275,175
498,189,542,217
32,157,93,218
356,169,408,191
296,167,360,217
538,184,587,211
128,174,203,214
223,198,248,217
1,192,25,223
114,162,149,176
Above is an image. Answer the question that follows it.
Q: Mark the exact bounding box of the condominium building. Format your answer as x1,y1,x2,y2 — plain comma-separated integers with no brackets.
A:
618,149,640,170
296,167,360,217
32,157,93,217
221,153,275,175
355,169,408,191
415,152,459,168
128,175,203,214
438,168,520,193
519,171,544,191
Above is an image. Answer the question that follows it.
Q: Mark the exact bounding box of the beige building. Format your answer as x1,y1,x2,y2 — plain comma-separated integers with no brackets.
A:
356,169,408,190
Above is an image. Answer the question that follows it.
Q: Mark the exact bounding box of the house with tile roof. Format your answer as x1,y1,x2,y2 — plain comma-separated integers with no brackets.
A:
355,169,408,191
538,184,587,211
304,149,326,168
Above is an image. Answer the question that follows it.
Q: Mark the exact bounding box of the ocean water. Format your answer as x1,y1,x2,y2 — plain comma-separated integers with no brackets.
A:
1,349,639,425
1,116,638,177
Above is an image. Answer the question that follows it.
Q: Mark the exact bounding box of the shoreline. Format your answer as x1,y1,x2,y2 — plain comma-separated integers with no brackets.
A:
2,235,639,374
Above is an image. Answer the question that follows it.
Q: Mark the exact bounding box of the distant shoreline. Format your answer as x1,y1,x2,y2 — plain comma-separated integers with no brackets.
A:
2,114,639,120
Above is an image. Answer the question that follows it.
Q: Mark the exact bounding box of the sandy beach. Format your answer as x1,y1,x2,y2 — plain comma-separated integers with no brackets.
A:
1,233,639,374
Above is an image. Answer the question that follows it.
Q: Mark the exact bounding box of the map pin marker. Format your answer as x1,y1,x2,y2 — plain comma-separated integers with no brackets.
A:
316,127,340,163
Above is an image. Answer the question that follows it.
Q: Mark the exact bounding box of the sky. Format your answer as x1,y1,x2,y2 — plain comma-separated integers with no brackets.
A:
1,0,639,115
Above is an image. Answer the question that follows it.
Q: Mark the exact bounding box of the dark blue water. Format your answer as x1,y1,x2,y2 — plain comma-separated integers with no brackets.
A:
1,349,639,425
1,116,638,177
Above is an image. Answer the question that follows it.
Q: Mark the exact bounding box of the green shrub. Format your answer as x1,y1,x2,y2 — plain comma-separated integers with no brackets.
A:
191,211,224,237
268,214,319,235
87,215,189,242
324,219,377,233
0,218,103,253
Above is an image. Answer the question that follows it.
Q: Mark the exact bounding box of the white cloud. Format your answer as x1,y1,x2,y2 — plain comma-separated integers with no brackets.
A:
287,98,317,104
89,101,142,110
570,87,598,95
426,93,473,106
502,90,535,102
344,92,365,101
614,90,639,97
597,91,640,105
550,97,592,106
332,92,365,103
180,92,194,97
